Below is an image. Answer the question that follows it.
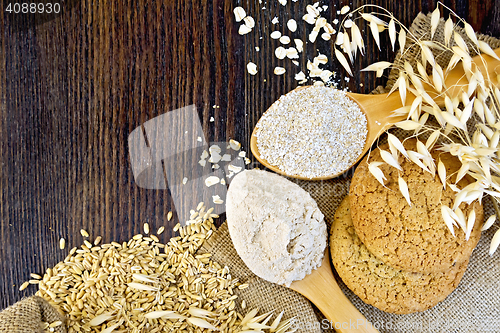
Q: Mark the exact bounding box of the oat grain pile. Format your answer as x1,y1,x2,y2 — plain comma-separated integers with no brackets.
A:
255,86,367,179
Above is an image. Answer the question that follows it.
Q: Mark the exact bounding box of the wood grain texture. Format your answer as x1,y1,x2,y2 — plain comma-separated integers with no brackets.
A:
0,0,497,309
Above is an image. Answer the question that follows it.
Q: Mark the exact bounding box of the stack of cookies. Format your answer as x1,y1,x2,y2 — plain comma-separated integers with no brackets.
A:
330,138,484,314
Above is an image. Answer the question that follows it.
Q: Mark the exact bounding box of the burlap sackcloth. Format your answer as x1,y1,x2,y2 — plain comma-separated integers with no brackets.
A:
0,296,66,332
2,12,500,333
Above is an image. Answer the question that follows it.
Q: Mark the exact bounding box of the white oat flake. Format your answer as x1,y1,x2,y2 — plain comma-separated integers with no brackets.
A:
247,62,258,75
274,67,286,75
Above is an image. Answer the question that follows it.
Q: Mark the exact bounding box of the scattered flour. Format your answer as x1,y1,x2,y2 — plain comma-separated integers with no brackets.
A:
226,169,327,286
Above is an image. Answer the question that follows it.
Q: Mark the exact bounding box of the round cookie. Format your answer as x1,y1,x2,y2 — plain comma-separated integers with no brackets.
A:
330,196,469,314
350,138,483,274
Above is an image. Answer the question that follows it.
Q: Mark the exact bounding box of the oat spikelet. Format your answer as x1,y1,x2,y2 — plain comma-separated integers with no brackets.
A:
482,215,497,231
430,7,440,39
398,176,412,206
490,228,500,255
466,209,476,240
444,17,453,46
398,72,407,105
421,44,436,66
188,306,216,318
101,323,121,333
460,98,475,124
241,308,260,327
438,159,447,189
454,32,469,53
426,130,441,150
335,48,352,76
370,20,381,50
388,134,409,159
144,311,182,319
478,40,500,60
395,120,422,131
380,149,402,171
464,22,479,46
409,96,422,119
89,313,114,326
351,23,365,55
342,30,353,63
360,61,392,78
127,282,159,291
441,111,466,130
368,162,386,186
432,66,443,92
441,206,457,236
187,317,218,330
270,311,285,330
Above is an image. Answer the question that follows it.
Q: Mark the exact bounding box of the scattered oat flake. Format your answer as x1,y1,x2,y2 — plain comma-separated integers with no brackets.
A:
278,0,287,5
221,154,232,161
320,70,333,82
239,24,252,35
274,67,286,75
275,47,287,59
270,31,282,39
255,46,260,51
197,136,202,142
244,16,255,29
228,165,243,173
295,71,306,81
294,39,303,52
286,47,299,59
210,117,214,122
182,177,188,185
213,195,224,204
292,60,299,66
340,5,350,15
287,19,297,32
220,178,227,185
321,32,331,41
309,30,318,42
238,151,246,157
247,62,258,75
233,7,246,22
271,17,279,24
230,139,241,150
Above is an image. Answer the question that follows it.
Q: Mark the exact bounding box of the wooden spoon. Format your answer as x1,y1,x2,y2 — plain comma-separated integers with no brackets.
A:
251,48,500,181
290,250,379,333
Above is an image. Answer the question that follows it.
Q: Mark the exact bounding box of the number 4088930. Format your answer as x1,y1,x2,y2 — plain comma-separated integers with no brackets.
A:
6,3,61,14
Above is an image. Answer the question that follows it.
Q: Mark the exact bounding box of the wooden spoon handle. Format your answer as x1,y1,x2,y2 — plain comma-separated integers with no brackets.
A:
290,253,379,333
